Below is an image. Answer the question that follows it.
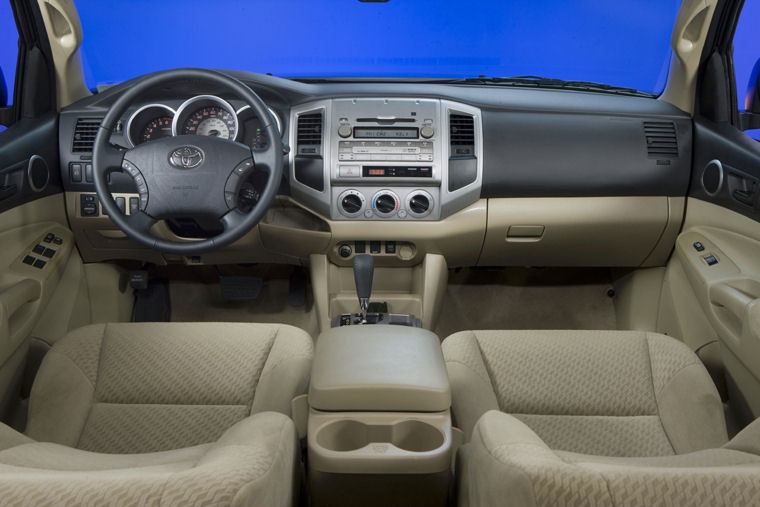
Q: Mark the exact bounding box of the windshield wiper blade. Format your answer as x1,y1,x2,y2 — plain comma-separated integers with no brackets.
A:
425,75,655,98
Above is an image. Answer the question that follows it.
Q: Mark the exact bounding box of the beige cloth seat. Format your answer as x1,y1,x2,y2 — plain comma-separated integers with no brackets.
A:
442,330,760,506
0,322,314,506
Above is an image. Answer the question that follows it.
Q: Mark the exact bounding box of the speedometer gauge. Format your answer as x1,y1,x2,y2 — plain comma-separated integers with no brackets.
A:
181,105,237,140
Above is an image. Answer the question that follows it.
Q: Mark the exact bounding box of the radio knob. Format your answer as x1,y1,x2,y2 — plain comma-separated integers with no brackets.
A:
420,125,435,139
338,125,352,138
375,194,397,214
341,193,363,214
409,194,430,215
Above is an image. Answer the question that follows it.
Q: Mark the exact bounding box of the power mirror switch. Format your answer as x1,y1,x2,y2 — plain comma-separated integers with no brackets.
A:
693,241,705,252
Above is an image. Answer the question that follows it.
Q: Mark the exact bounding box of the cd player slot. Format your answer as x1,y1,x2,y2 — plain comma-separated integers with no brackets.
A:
355,117,416,123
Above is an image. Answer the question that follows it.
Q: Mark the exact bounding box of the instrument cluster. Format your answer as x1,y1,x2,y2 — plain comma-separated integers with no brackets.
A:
125,95,282,149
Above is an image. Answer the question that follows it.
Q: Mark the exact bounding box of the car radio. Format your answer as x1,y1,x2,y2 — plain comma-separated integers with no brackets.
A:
331,98,441,185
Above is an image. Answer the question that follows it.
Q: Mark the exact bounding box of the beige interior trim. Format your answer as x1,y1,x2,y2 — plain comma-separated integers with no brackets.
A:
37,0,90,108
659,0,719,114
479,197,681,267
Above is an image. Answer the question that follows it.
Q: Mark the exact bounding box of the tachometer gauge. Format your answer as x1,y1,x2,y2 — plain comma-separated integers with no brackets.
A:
141,116,173,143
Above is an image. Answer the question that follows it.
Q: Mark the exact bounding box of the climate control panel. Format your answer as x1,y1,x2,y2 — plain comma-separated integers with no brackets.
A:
335,187,438,220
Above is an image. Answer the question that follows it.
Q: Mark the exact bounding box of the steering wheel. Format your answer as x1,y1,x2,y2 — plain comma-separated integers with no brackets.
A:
92,68,283,255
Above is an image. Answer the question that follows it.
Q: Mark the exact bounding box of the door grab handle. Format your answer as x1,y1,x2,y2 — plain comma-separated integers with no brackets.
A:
709,283,754,319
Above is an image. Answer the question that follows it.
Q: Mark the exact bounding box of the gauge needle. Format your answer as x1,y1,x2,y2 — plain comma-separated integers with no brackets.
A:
208,130,221,137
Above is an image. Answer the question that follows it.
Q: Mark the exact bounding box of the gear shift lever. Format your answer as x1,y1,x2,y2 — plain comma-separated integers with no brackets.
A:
353,254,374,323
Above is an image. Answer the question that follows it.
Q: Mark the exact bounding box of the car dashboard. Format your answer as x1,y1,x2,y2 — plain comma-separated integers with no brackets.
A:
57,70,693,269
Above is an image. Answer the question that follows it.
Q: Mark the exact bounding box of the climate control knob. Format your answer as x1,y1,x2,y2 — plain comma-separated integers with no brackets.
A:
406,190,434,218
341,194,363,214
372,191,399,217
338,190,365,217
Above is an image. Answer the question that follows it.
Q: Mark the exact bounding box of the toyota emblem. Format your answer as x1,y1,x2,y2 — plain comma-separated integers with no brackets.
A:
169,146,204,169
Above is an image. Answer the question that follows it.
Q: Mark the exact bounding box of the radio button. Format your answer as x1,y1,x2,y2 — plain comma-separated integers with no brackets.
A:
338,125,352,138
420,125,435,138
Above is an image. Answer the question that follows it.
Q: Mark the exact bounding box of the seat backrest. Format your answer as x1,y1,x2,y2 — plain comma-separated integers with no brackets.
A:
24,322,312,453
443,330,728,456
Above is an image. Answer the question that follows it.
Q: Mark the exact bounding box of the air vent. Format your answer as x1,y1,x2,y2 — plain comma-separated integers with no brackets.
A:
450,114,475,146
72,117,102,153
643,121,678,158
296,112,323,153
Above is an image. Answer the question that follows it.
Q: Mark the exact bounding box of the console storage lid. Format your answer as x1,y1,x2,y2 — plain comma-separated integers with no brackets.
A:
309,326,450,412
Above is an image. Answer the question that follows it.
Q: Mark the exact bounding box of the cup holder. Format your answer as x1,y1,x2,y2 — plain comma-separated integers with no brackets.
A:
316,418,444,453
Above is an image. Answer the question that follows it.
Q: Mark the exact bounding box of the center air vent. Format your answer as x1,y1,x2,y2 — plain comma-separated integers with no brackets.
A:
643,121,678,158
296,112,323,154
72,118,102,153
449,114,474,147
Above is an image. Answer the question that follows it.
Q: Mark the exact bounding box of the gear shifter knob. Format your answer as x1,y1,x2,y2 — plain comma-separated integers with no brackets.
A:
353,254,374,320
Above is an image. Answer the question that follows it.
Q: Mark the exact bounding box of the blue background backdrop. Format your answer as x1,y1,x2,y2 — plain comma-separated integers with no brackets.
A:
0,1,757,122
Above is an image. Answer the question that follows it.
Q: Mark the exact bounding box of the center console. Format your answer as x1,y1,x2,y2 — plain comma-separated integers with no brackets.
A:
307,325,452,507
289,97,483,222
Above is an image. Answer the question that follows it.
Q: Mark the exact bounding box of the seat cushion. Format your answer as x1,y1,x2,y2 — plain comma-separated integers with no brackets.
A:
463,411,760,507
0,412,298,507
442,330,727,456
25,322,313,453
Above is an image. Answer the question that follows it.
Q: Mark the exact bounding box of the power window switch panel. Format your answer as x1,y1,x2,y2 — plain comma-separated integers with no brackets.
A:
33,259,46,269
42,248,56,259
22,255,35,265
704,255,718,266
32,244,45,254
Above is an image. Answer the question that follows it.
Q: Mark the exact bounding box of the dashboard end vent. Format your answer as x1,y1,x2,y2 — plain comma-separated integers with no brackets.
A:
72,117,102,153
643,121,678,158
449,114,475,147
296,112,323,154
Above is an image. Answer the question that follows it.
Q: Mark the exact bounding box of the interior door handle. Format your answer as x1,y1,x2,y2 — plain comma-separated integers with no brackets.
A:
709,283,755,320
0,279,41,340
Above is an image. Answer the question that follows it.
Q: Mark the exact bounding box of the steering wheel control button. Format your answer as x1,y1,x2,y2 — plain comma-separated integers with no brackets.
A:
338,189,365,218
234,159,254,176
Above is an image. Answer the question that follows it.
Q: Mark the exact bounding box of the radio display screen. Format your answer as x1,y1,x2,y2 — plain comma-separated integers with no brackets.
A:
353,127,419,139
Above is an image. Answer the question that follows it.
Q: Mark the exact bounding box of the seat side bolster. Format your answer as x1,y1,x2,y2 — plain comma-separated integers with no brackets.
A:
25,350,95,446
724,418,760,455
467,411,542,507
0,423,34,451
654,363,728,453
251,326,314,417
442,331,499,440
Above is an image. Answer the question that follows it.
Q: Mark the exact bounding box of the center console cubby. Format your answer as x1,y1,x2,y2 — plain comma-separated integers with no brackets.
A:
307,325,452,507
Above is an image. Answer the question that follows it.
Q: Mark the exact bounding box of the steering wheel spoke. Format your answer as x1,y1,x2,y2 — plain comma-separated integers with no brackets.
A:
124,210,157,235
99,141,127,173
220,209,248,232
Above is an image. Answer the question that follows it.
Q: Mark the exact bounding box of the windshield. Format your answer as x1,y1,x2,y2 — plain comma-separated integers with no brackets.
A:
76,0,681,95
